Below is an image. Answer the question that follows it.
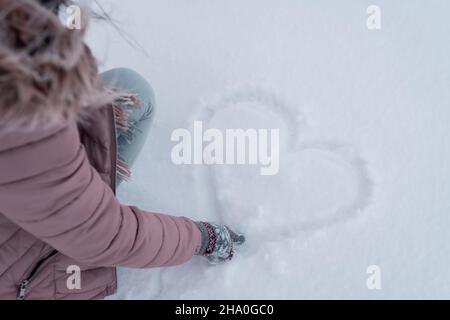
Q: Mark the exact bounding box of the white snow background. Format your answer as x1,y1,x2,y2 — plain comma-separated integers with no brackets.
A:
86,0,450,299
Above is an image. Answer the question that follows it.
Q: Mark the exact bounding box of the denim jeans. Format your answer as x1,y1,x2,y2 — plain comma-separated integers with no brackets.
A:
99,68,155,186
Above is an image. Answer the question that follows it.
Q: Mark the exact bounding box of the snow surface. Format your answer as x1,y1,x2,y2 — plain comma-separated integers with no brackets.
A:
86,0,450,299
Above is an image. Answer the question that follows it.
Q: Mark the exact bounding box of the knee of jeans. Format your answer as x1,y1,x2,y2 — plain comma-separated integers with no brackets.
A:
101,67,156,115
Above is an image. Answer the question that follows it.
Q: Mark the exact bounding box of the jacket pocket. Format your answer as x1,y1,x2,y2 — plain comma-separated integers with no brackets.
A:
17,250,58,300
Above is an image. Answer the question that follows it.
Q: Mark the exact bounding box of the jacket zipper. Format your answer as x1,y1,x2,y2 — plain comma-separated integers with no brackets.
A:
109,104,118,194
109,102,119,293
17,250,58,300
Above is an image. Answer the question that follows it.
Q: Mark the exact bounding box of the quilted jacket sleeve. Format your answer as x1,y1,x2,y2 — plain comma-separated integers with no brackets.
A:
0,122,201,268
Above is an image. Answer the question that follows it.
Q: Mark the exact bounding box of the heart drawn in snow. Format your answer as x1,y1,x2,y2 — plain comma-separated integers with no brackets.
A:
192,87,372,242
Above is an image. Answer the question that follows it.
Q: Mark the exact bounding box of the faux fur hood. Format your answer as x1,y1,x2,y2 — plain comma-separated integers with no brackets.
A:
0,0,114,130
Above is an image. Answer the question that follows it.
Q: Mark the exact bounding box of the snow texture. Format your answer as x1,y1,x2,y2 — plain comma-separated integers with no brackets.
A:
87,0,450,299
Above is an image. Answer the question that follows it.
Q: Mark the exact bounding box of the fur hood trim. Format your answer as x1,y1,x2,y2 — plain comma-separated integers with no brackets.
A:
0,0,114,131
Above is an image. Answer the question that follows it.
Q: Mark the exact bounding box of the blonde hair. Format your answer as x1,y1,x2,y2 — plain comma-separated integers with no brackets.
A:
0,0,114,131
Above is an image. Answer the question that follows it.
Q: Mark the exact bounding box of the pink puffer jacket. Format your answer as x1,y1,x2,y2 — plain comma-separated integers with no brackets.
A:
0,104,201,299
0,1,201,299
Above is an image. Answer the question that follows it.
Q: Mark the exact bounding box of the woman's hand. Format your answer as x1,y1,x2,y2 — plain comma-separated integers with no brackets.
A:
195,222,246,264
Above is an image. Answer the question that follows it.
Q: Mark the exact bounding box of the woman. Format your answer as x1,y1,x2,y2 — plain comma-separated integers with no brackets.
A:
0,0,244,299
